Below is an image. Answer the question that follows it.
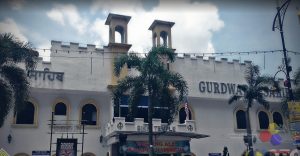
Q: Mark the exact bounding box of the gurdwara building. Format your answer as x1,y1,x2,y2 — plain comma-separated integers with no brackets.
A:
0,13,296,156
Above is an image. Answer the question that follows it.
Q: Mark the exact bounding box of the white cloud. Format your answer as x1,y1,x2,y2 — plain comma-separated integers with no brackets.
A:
47,4,89,35
90,18,108,46
46,1,224,54
0,18,28,42
47,8,65,26
90,0,224,53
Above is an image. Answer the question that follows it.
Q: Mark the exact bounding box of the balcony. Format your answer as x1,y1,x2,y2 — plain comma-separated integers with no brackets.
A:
105,117,208,140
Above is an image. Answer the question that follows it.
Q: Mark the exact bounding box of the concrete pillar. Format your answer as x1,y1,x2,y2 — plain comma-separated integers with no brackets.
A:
168,30,172,48
156,31,160,47
109,27,115,43
152,32,156,47
125,25,128,44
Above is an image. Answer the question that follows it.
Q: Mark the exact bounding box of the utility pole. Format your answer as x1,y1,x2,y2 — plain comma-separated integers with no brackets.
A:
272,0,294,101
49,112,54,156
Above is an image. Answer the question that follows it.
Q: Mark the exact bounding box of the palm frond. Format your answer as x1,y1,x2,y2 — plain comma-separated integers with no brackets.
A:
244,63,260,86
158,87,178,124
0,33,39,70
165,72,188,101
256,94,269,109
294,68,300,85
256,86,269,93
237,84,248,92
255,76,280,92
112,76,144,112
149,46,176,63
114,53,142,76
228,95,242,104
1,65,29,113
0,78,13,127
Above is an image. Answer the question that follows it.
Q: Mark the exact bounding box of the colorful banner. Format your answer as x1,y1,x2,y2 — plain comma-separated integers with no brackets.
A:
56,139,77,156
288,101,300,145
124,140,190,154
288,102,300,122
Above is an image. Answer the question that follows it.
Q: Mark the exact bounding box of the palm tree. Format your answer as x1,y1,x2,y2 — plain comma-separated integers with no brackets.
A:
228,63,278,156
0,33,39,127
113,46,188,156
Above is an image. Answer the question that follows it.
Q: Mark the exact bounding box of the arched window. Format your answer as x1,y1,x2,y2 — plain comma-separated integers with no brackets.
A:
179,107,192,124
236,110,246,129
82,104,97,125
115,25,124,43
160,31,168,47
16,102,35,124
258,111,269,129
273,112,283,127
54,102,67,116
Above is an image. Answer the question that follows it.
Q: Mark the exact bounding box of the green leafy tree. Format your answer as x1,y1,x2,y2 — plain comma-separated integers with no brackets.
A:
113,46,188,156
0,33,39,127
294,68,300,100
228,63,278,156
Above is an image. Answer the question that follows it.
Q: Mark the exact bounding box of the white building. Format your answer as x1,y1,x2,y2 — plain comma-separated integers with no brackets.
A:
0,13,296,156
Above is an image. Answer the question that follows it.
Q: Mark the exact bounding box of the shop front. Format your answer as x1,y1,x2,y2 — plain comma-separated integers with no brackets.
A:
124,140,190,155
105,117,208,156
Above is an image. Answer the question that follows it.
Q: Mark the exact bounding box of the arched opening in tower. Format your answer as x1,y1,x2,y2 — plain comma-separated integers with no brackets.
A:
115,25,125,43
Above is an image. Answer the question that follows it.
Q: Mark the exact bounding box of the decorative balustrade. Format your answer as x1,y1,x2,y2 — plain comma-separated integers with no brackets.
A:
105,117,196,136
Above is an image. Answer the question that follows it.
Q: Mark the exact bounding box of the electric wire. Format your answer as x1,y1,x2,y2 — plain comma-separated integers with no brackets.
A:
33,48,300,59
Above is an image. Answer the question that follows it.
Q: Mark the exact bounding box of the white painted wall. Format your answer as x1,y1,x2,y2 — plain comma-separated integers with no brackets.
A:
0,41,295,156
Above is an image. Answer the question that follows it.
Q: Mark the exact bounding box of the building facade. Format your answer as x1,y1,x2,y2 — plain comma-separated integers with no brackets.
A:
0,13,296,156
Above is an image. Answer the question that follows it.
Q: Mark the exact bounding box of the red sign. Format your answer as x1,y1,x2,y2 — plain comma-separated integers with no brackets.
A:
124,141,190,154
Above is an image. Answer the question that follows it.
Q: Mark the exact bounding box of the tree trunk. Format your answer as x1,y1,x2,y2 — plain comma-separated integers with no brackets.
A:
246,106,254,156
148,96,154,156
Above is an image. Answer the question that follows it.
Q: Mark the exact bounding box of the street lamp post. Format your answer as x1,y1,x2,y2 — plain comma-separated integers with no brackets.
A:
272,0,294,101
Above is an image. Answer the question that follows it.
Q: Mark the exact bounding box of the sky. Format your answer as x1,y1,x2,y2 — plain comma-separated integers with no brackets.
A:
0,0,299,78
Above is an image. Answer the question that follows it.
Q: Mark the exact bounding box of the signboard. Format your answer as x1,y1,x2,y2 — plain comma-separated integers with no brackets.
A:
288,102,300,145
56,139,77,156
288,102,300,122
32,151,50,156
208,153,221,156
52,125,81,133
198,81,288,99
124,140,190,154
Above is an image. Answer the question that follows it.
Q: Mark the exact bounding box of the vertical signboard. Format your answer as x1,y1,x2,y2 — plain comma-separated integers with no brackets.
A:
288,101,300,145
56,138,77,156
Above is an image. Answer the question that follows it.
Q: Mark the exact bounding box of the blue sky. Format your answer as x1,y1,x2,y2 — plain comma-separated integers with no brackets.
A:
0,0,299,78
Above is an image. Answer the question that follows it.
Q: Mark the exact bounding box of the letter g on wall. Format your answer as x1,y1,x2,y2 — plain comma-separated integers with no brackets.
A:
199,81,206,93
